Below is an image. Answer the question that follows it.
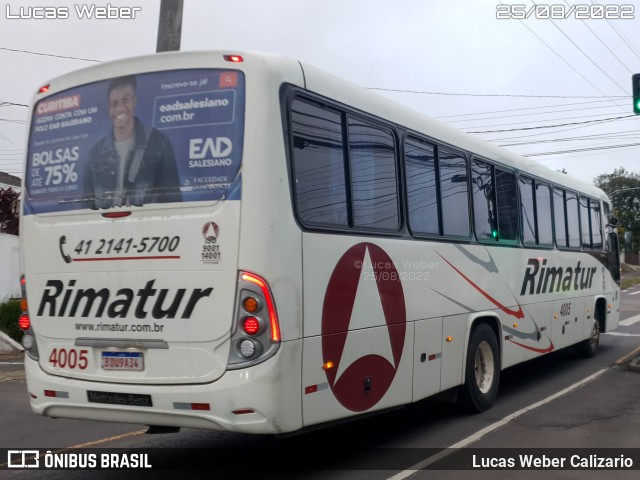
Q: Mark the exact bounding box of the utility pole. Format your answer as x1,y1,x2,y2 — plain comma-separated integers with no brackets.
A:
156,0,184,52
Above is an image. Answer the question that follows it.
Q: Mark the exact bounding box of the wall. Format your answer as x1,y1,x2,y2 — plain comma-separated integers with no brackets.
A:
0,233,20,301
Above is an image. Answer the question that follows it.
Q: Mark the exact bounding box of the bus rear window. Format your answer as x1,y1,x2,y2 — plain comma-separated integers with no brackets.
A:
25,69,245,214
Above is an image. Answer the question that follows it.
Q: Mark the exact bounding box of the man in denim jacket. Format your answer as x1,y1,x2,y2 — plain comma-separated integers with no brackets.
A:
84,75,181,209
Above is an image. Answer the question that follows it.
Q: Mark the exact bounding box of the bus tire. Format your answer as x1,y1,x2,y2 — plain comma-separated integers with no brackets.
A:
577,313,600,358
460,323,500,413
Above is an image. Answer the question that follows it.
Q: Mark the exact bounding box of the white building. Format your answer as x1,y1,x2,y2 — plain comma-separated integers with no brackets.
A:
0,171,21,192
0,171,21,301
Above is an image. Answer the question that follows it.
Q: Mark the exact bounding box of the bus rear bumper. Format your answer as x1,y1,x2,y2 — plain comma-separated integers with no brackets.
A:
24,340,302,434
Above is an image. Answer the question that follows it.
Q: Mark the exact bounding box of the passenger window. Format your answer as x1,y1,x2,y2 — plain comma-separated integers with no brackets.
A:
405,139,439,235
439,149,469,237
291,100,348,227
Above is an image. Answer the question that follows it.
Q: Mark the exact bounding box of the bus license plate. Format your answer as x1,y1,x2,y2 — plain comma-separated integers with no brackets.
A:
101,352,144,371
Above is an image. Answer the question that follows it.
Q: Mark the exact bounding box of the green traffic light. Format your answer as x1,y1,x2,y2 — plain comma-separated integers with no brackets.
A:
492,230,498,240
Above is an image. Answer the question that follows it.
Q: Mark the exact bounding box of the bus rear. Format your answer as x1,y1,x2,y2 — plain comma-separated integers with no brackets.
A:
20,52,303,433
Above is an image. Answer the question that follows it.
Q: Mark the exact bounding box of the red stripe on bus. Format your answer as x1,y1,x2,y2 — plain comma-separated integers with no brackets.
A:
436,253,524,320
73,256,181,262
509,338,555,354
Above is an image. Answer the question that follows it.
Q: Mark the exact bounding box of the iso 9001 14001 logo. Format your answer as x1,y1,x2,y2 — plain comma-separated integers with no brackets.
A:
496,3,634,19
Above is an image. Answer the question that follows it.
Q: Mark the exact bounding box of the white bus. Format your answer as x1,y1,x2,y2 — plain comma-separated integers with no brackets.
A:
20,50,620,434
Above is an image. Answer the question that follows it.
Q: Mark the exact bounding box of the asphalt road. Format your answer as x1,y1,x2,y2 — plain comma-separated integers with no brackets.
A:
1,287,640,480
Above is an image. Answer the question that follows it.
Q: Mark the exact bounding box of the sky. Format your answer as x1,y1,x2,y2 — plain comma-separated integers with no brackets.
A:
1,0,640,186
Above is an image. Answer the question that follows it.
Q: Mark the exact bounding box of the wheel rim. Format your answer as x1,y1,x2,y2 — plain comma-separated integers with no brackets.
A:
474,341,495,394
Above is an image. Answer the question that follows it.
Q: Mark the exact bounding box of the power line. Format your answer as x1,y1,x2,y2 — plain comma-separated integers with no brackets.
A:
523,142,640,157
459,111,635,130
443,107,629,125
498,130,640,147
0,118,26,124
366,87,627,99
499,0,615,99
467,114,636,134
563,0,632,75
0,47,102,63
485,115,640,141
436,98,628,121
598,0,640,62
0,101,28,108
536,0,628,94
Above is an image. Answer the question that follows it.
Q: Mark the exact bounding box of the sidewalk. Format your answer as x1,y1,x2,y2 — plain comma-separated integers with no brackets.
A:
621,262,640,289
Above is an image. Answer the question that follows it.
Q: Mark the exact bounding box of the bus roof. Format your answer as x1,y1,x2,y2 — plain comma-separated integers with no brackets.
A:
298,60,610,204
29,49,610,204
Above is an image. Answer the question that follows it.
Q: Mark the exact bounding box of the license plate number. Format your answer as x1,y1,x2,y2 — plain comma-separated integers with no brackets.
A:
101,351,144,371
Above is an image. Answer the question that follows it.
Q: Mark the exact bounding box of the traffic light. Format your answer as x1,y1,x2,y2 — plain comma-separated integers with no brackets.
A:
634,73,640,114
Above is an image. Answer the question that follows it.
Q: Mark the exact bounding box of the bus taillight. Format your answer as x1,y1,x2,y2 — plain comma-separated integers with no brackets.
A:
243,317,260,335
227,271,281,370
19,314,30,330
19,275,40,360
241,272,280,342
223,54,243,63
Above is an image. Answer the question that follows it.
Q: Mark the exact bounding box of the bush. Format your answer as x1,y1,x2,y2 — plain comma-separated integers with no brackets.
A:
0,299,22,342
0,187,20,235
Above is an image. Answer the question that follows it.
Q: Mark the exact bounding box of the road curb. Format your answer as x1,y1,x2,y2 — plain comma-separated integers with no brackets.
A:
0,331,23,353
614,345,640,366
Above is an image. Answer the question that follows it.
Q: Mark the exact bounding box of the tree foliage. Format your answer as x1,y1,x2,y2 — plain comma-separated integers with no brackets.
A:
594,167,640,253
0,187,20,236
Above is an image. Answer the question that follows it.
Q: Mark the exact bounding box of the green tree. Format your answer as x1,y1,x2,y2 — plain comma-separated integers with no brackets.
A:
0,187,20,236
594,167,640,253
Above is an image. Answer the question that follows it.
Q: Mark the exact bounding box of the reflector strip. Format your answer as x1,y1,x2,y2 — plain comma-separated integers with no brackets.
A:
44,390,69,398
173,402,211,411
304,383,329,395
428,353,441,361
232,409,255,415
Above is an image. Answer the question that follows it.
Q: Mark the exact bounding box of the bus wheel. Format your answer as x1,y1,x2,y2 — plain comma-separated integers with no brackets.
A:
577,314,600,358
460,323,500,413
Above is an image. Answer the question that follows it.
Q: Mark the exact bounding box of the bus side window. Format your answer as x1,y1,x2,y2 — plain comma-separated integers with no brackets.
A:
520,176,536,244
590,199,603,250
566,192,581,248
554,188,567,248
290,100,348,228
405,138,439,235
495,169,517,241
535,182,553,245
472,160,496,241
580,196,592,249
348,118,399,230
439,148,469,237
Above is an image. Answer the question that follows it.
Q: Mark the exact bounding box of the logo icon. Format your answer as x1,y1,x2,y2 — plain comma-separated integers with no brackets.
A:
321,243,406,412
7,450,40,468
202,222,219,242
219,71,238,88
